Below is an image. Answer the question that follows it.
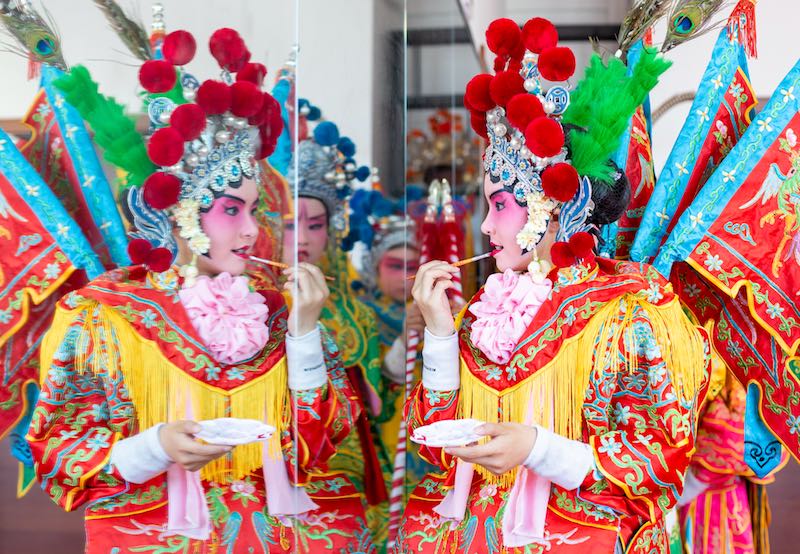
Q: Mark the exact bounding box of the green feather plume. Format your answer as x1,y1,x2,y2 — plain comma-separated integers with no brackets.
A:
562,47,671,184
54,65,154,188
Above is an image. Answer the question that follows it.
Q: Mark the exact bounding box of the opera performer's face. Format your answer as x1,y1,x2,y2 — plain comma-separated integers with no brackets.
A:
197,177,260,277
378,246,420,303
281,196,329,265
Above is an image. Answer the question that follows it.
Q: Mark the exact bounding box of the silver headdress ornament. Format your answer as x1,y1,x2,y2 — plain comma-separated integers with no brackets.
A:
469,17,594,253
289,137,343,228
284,99,372,233
123,21,283,282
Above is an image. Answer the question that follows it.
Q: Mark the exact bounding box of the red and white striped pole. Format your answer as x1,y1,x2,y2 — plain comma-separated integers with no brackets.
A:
386,328,420,546
441,180,465,307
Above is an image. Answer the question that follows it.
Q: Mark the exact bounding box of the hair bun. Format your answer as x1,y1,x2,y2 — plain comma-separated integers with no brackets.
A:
586,161,630,226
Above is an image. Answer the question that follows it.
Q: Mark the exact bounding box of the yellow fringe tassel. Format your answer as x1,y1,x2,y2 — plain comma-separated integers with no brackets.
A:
457,294,707,486
42,304,288,483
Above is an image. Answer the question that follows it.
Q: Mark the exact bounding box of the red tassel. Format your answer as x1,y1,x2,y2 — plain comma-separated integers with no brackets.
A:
728,0,758,58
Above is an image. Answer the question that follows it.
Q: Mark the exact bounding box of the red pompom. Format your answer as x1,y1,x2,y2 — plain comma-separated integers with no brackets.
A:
209,28,247,70
506,94,544,131
464,74,494,112
521,17,558,53
147,127,184,166
196,80,231,115
256,97,284,159
170,103,206,140
510,39,526,63
163,30,196,65
237,62,267,86
524,117,564,158
541,163,579,202
493,57,507,73
489,70,524,107
257,126,274,160
463,92,474,112
248,93,275,126
228,47,251,73
549,241,574,268
230,81,264,117
486,18,522,57
143,172,182,209
469,111,488,139
569,232,595,261
127,238,152,265
139,60,176,93
147,248,174,273
539,46,576,81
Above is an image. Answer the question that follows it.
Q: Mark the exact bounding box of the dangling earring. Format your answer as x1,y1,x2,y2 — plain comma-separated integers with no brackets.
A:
527,247,552,284
180,254,199,287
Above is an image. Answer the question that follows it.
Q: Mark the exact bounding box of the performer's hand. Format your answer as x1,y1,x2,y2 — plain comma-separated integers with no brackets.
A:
284,262,329,336
159,421,233,473
411,260,459,337
404,301,426,336
445,423,537,476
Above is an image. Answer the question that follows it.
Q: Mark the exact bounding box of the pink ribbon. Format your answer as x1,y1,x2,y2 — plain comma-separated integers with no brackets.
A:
164,464,212,540
433,460,475,523
501,465,551,546
165,400,211,540
262,442,319,517
164,399,318,538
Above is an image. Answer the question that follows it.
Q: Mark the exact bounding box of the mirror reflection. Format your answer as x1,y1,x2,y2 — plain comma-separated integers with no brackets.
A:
2,1,800,553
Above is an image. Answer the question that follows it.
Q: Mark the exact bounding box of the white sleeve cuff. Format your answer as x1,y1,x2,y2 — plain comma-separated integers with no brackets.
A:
286,326,327,390
109,424,173,484
421,328,460,391
382,336,407,384
523,425,593,490
677,468,709,507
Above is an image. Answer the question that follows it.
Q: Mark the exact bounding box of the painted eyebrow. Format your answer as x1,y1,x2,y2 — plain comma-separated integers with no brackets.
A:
307,214,327,221
489,190,507,200
219,194,245,204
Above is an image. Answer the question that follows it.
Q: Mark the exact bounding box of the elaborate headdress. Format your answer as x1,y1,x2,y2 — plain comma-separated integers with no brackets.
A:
287,116,370,232
269,81,371,235
464,17,669,274
346,186,423,291
406,109,482,192
54,25,283,282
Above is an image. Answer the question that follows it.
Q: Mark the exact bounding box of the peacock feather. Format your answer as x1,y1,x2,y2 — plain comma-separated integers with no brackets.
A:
0,0,65,69
92,0,151,61
617,0,671,58
661,0,731,52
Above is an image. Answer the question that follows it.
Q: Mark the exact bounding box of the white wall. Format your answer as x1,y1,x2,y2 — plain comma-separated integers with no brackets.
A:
3,1,797,183
0,1,298,117
0,0,378,167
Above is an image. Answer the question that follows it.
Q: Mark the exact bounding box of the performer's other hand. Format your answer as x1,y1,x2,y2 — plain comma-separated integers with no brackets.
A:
159,421,233,473
284,262,329,336
411,260,458,337
404,301,426,336
444,423,537,476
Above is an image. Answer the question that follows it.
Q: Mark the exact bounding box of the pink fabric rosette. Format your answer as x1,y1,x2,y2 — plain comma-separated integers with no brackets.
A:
178,272,270,365
468,269,552,364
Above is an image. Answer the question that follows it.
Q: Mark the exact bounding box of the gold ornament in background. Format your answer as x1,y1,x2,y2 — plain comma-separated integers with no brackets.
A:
406,109,484,197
